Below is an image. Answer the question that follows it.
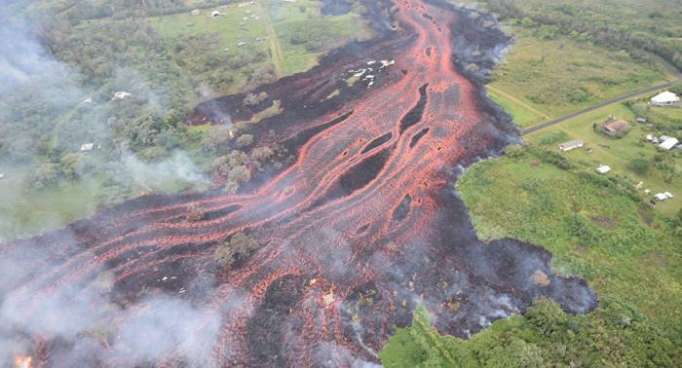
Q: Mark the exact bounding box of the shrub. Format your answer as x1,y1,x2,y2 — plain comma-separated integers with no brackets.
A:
243,92,268,106
214,232,260,268
628,158,650,175
235,134,254,148
537,131,570,146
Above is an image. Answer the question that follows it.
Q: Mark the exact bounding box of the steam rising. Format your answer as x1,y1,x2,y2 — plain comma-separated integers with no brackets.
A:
0,6,217,368
0,228,226,367
0,6,208,239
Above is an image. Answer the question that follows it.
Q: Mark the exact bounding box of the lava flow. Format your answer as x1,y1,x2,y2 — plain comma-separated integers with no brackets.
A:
0,1,597,367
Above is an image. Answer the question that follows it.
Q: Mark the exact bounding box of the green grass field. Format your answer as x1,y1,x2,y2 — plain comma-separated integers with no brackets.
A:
488,29,672,127
0,167,103,241
149,0,372,84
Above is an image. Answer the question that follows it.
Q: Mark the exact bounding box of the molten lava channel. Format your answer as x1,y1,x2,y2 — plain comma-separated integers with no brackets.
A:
0,1,596,367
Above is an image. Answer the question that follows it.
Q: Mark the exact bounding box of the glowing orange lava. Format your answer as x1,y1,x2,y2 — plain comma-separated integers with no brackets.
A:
14,356,32,368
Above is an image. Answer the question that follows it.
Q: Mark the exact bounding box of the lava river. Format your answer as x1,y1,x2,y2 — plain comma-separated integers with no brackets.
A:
0,1,596,367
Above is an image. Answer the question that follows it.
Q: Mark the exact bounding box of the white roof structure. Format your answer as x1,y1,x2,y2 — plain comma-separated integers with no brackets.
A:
112,91,132,101
80,143,95,152
654,192,674,201
651,91,680,106
596,165,611,174
559,140,584,152
659,137,679,151
212,10,221,17
0,173,5,180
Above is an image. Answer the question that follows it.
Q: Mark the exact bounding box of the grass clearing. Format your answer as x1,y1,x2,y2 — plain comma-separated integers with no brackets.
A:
0,167,103,241
488,29,672,127
487,87,547,127
149,0,372,83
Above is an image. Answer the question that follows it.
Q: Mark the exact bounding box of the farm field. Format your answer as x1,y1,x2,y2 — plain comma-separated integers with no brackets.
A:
487,29,673,127
149,0,372,87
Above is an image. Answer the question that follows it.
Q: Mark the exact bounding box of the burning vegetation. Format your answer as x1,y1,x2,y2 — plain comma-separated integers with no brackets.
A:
0,0,596,367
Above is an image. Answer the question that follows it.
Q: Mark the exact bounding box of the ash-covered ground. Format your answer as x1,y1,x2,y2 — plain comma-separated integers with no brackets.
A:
0,1,596,367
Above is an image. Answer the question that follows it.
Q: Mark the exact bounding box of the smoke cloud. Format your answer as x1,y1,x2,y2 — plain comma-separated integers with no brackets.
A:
0,241,225,368
0,5,209,240
0,6,221,368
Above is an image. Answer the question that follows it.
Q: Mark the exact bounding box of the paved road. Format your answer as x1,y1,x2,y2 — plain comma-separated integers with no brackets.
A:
521,78,682,136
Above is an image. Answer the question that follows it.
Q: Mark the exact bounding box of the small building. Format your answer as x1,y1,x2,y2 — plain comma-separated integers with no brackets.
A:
212,10,221,17
191,9,200,16
559,140,584,152
112,91,132,101
636,117,647,124
601,119,631,137
596,165,611,174
651,91,680,106
80,143,95,152
654,192,674,202
659,137,679,151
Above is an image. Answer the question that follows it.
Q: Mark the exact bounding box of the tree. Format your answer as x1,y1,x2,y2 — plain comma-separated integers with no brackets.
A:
214,232,260,268
29,163,60,189
628,158,650,175
235,134,254,148
243,91,268,106
228,165,251,184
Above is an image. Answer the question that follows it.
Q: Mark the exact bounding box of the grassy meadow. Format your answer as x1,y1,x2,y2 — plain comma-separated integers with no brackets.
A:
488,28,673,127
149,0,372,85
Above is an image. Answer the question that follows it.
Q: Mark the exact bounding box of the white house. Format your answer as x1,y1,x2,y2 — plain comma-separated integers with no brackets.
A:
596,165,611,174
659,137,679,151
559,140,584,152
651,91,680,106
